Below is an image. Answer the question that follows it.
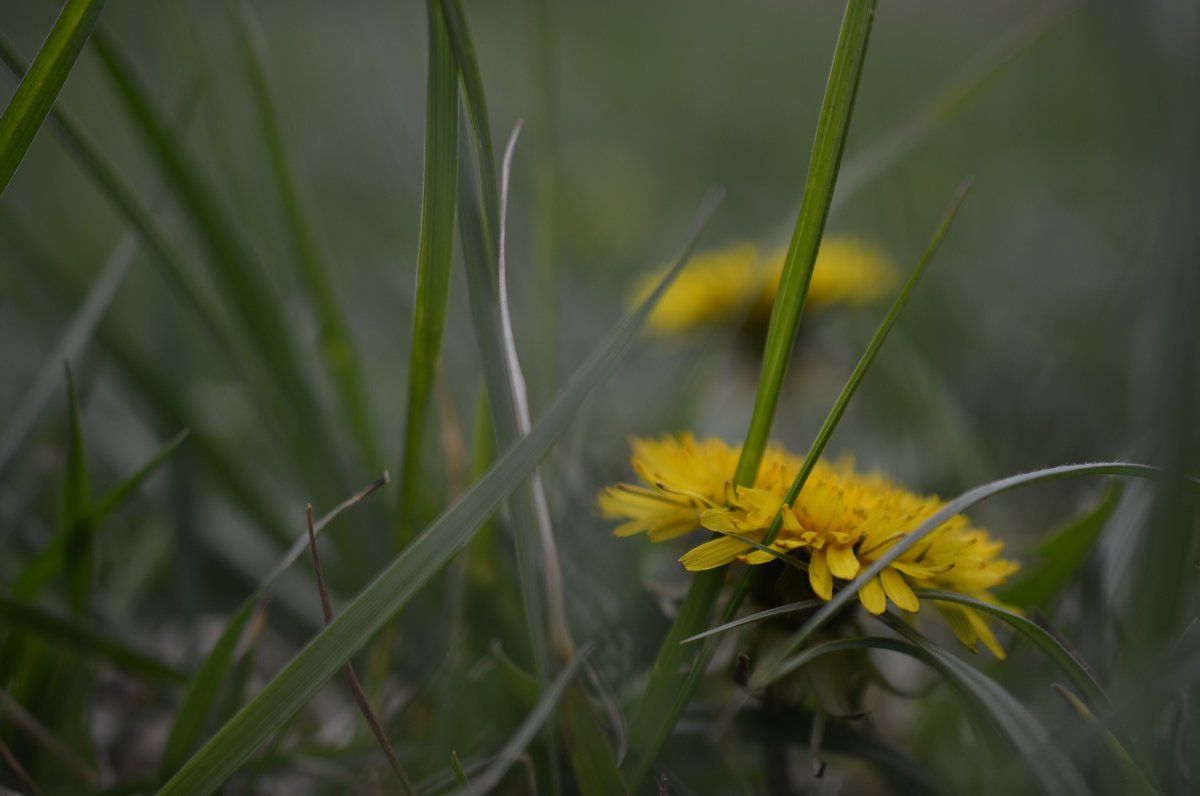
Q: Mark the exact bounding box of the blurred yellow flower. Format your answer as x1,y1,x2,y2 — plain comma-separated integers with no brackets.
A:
600,434,1020,657
634,237,899,336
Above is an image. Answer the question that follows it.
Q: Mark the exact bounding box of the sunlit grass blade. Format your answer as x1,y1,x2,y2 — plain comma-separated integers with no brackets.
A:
750,465,1199,689
231,0,380,470
397,0,460,544
832,1,1080,211
155,192,720,795
446,653,584,796
90,428,189,523
0,594,186,683
0,0,106,195
1001,482,1122,608
1051,685,1161,796
0,230,137,477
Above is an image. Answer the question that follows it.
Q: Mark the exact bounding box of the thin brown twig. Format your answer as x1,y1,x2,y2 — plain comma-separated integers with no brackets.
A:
0,691,98,789
305,504,417,796
0,733,41,796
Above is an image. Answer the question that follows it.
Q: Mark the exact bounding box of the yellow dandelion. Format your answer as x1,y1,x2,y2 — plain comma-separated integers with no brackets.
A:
600,435,1020,657
597,433,800,543
633,237,898,336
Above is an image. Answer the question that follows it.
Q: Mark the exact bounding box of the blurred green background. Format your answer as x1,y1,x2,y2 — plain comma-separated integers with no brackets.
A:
1,0,1197,792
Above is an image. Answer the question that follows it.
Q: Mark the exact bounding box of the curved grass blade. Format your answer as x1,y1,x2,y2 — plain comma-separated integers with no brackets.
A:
446,653,584,796
0,230,137,477
397,0,460,544
231,1,380,470
1001,482,1122,608
915,589,1107,707
0,594,186,683
1051,685,1161,796
681,599,825,644
0,0,107,195
155,192,721,796
750,464,1198,690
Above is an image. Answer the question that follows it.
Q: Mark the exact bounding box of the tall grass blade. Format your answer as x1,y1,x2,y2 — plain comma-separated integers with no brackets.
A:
626,2,877,782
0,230,137,477
0,0,106,195
750,464,1198,689
231,1,380,470
397,0,460,543
89,428,189,523
60,365,91,614
155,192,720,795
1051,685,1161,796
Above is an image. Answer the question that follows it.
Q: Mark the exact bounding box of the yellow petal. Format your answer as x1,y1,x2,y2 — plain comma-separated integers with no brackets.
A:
809,549,832,600
964,606,1006,659
858,576,887,615
936,604,978,654
679,536,749,571
880,568,920,613
741,549,775,565
826,544,861,580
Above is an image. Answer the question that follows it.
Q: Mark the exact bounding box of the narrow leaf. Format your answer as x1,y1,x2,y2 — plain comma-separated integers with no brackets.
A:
61,365,92,614
0,0,107,195
1001,482,1122,608
156,192,721,795
1051,684,1161,796
90,428,189,524
397,0,460,543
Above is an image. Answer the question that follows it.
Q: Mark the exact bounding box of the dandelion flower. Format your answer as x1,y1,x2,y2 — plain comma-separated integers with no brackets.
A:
600,435,1020,657
634,237,898,336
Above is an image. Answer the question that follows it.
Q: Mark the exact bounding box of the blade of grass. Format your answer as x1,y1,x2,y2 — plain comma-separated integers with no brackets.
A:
446,652,585,796
0,594,186,683
1000,483,1122,608
155,192,720,795
0,691,98,790
0,0,106,195
1051,685,1161,796
60,365,92,614
231,0,381,470
621,1,880,774
396,0,460,545
750,464,1199,690
0,229,137,477
90,428,189,523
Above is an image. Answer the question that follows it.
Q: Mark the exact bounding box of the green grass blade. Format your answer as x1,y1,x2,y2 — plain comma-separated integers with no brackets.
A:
750,464,1197,689
560,682,627,796
0,0,106,195
930,590,1108,706
157,601,256,783
1051,685,1161,796
446,654,584,796
732,0,877,486
61,365,92,614
0,229,137,477
680,600,826,644
155,192,720,796
1001,482,1122,608
0,594,186,683
882,617,1090,796
397,0,460,545
439,0,499,248
231,1,381,470
90,428,189,524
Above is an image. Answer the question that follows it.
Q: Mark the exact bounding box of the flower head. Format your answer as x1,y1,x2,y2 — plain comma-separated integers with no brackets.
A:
600,434,1020,657
634,237,898,336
